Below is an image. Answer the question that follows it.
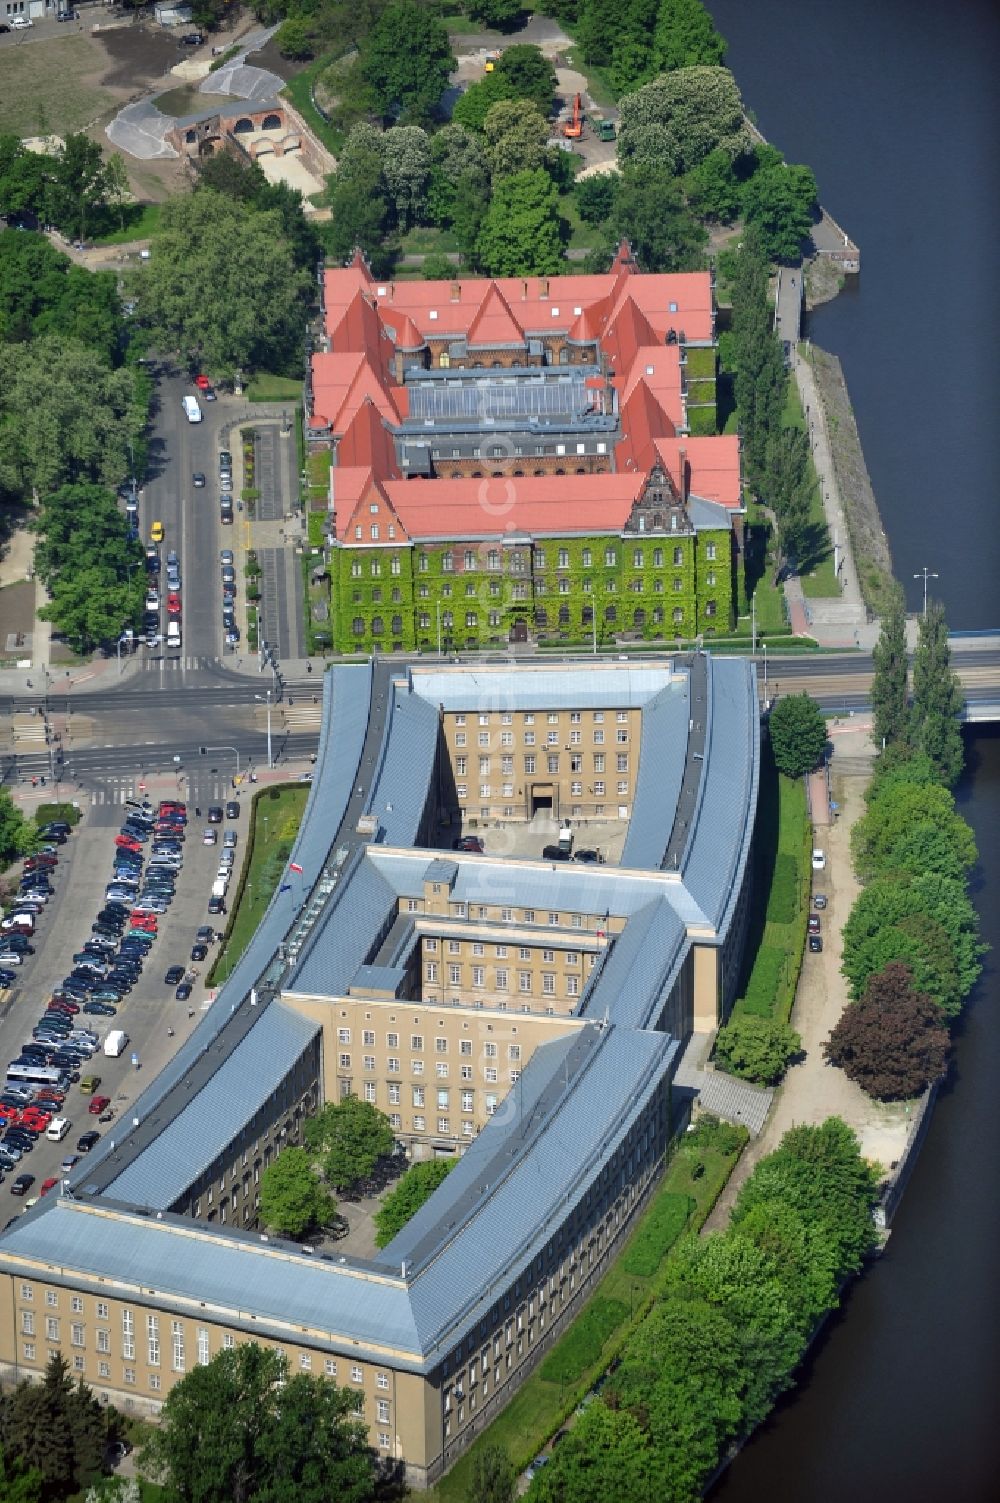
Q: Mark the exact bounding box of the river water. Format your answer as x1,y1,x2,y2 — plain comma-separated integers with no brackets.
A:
703,2,1000,1498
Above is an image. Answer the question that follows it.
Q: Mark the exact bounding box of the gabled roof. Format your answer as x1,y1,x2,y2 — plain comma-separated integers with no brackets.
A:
384,473,644,540
616,378,677,474
466,283,525,348
328,288,392,365
603,295,660,372
310,352,405,435
337,397,400,476
336,471,410,545
653,435,742,511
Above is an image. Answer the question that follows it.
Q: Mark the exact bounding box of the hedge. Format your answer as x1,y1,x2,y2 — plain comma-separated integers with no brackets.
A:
739,946,786,1017
620,1192,692,1278
538,1298,628,1387
766,853,799,924
34,802,81,827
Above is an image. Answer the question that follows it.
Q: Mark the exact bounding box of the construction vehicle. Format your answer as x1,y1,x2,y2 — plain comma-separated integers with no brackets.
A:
484,49,501,73
562,93,584,140
596,118,616,142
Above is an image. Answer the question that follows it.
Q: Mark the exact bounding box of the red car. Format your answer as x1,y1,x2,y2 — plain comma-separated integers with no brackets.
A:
115,834,142,852
48,998,79,1013
0,1104,19,1122
194,374,211,391
22,1111,51,1132
130,913,157,931
88,1095,111,1116
167,592,182,616
34,1091,65,1108
40,1178,59,1197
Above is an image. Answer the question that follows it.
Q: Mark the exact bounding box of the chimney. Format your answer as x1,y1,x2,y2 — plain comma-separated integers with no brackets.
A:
539,279,549,299
521,280,528,300
678,447,688,504
450,282,461,302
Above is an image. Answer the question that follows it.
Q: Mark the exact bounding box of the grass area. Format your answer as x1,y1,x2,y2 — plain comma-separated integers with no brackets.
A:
559,193,604,252
91,203,163,246
209,43,241,72
245,374,302,402
780,379,839,598
732,763,811,1025
306,449,331,521
207,786,309,986
0,35,115,136
302,551,332,655
400,224,459,255
427,1119,746,1502
282,54,346,158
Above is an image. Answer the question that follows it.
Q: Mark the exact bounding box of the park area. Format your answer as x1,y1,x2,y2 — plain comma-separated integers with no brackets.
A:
207,784,309,987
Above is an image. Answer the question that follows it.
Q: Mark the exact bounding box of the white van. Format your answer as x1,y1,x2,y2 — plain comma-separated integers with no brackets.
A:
103,1030,129,1058
45,1118,71,1143
211,877,228,900
166,620,181,650
182,395,202,424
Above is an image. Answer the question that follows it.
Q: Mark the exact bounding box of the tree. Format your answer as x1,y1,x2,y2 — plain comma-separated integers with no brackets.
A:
685,146,741,221
0,134,50,224
824,962,950,1100
374,1157,455,1246
0,1447,42,1503
0,229,123,363
102,153,133,234
131,190,313,380
381,125,431,230
763,423,811,575
0,789,36,867
767,693,827,776
654,0,727,71
909,600,964,786
850,779,976,884
713,1014,801,1085
303,1096,395,1194
574,171,617,226
841,872,984,1009
361,1,455,126
45,133,111,242
140,1344,374,1503
729,225,786,490
532,1402,662,1503
468,1443,516,1503
276,17,314,58
0,340,148,505
618,68,751,176
482,98,550,180
733,1199,842,1330
0,1353,107,1498
427,123,489,225
452,73,515,133
476,169,566,276
31,483,146,651
493,44,557,116
468,0,524,28
870,583,910,753
260,1146,337,1238
608,166,706,272
742,155,817,262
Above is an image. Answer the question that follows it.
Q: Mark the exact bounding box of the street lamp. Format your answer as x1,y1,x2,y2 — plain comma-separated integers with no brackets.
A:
913,567,939,617
199,745,241,781
255,691,273,770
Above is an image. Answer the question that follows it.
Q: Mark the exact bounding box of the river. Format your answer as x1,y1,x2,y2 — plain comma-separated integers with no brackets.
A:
703,2,1000,1498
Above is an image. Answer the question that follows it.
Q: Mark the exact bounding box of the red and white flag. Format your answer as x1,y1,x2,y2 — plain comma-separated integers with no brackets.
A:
289,861,303,874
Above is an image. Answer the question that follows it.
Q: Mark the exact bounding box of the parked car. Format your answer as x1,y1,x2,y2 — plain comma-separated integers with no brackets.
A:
808,915,822,935
811,849,827,871
813,893,828,910
808,934,823,953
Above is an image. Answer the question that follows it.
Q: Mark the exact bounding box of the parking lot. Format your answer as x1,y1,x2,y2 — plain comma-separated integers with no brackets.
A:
0,790,249,1211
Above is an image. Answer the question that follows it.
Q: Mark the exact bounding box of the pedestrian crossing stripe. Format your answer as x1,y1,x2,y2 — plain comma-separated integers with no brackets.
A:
90,781,238,805
141,655,218,673
254,704,323,729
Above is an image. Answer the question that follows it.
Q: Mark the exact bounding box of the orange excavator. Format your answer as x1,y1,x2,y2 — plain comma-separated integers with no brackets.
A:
562,93,584,140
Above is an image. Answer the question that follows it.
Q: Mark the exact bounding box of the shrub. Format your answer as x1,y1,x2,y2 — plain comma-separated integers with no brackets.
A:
766,853,798,923
538,1298,627,1386
621,1192,691,1277
34,801,81,827
740,946,785,1017
714,1014,801,1085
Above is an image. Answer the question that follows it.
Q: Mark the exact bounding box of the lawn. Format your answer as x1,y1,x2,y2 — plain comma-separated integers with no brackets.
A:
92,202,163,245
207,785,309,985
427,1118,746,1502
0,34,117,136
559,193,604,253
282,54,346,157
782,380,839,598
400,225,459,255
246,374,303,402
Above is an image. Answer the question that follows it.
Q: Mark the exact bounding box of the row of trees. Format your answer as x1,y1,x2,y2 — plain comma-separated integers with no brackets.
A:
575,0,726,96
527,1118,879,1502
32,483,146,653
0,1352,118,1501
823,601,984,1100
0,133,131,244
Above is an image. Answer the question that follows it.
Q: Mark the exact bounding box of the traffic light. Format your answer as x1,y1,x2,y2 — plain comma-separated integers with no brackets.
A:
199,747,207,755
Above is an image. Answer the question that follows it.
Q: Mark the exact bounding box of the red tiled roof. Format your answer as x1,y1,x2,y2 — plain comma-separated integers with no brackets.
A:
337,398,400,476
616,380,677,475
383,473,646,540
337,471,411,545
310,352,405,433
328,289,391,364
603,296,660,373
653,435,742,511
466,283,525,348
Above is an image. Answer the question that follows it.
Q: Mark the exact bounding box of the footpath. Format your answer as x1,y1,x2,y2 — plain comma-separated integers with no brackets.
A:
703,720,914,1232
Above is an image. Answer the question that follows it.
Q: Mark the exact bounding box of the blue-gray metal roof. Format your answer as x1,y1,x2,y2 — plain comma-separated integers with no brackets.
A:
0,1199,422,1362
364,684,439,847
391,1025,678,1356
98,1003,319,1209
579,898,687,1029
286,854,399,998
620,679,691,870
351,963,408,996
424,858,458,886
688,495,735,530
683,657,759,929
409,663,674,712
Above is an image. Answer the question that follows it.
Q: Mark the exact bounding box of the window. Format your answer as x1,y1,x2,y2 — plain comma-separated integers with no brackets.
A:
147,1315,160,1367
98,1361,111,1378
519,971,532,993
46,1317,59,1342
122,1309,135,1360
388,1083,401,1105
412,1087,425,1108
198,1328,210,1366
617,753,629,772
326,1359,338,1376
436,1062,449,1078
19,1284,32,1302
22,1344,35,1361
96,1328,110,1354
593,728,604,744
45,1290,58,1308
223,1334,235,1349
567,975,580,996
364,1080,377,1102
172,1321,185,1372
20,1311,34,1336
706,542,717,561
496,968,509,990
339,1053,351,1070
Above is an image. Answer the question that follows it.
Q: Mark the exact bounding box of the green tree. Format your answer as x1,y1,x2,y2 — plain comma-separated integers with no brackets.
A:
0,1449,42,1503
729,225,786,490
381,125,431,229
713,1014,801,1085
850,779,976,884
532,1401,661,1503
576,0,619,67
468,1443,516,1503
574,171,617,226
618,67,751,175
468,0,524,27
684,146,741,221
102,152,132,234
841,872,984,1012
0,229,122,363
0,789,37,867
361,1,455,126
733,1199,842,1329
0,134,50,223
259,1146,337,1238
824,962,950,1100
303,1096,395,1194
608,166,706,272
763,423,811,575
276,16,314,58
46,132,111,242
0,1353,107,1498
493,44,557,115
909,600,964,786
131,190,312,379
374,1157,456,1246
654,0,727,71
427,123,490,225
141,1344,374,1503
767,693,827,776
482,97,550,180
870,583,910,753
476,168,566,276
0,340,148,504
451,170,493,266
742,155,817,262
452,73,515,133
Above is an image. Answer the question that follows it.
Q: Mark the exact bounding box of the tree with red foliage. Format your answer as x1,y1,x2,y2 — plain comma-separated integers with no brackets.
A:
823,962,950,1101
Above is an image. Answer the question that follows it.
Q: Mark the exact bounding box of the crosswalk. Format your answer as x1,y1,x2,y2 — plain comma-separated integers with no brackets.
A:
90,779,239,806
140,655,218,674
11,715,47,745
253,702,323,732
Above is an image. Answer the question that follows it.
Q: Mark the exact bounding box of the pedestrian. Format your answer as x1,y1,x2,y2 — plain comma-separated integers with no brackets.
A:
167,1028,175,1038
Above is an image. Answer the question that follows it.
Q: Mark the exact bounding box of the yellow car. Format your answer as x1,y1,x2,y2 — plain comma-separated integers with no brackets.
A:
150,520,164,543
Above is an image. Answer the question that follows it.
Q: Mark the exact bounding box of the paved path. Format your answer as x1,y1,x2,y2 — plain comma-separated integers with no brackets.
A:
703,726,913,1232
